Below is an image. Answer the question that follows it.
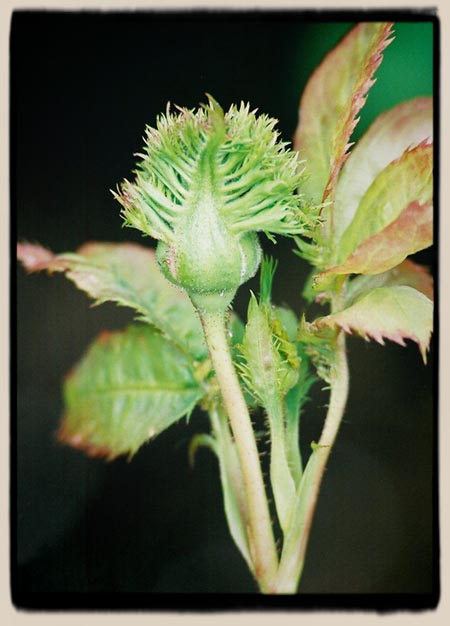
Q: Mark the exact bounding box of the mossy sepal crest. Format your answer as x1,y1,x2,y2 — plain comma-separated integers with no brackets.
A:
116,95,316,309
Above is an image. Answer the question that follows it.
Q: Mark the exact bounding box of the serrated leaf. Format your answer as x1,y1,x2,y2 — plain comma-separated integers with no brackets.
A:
17,241,207,360
333,97,433,246
322,198,432,278
346,259,433,306
59,324,204,460
294,22,394,212
333,142,432,270
309,286,433,362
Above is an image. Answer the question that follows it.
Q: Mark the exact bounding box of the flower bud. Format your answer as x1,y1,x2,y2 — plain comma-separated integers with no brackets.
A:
156,230,261,313
115,95,316,311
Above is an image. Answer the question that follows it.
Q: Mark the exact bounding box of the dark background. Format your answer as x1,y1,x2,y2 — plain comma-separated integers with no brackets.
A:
13,10,436,604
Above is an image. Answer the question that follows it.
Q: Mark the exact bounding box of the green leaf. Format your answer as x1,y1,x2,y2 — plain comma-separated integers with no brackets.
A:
284,356,316,486
17,241,207,360
272,305,299,343
322,199,432,279
345,259,433,306
59,324,204,460
268,399,297,535
333,97,433,246
189,408,253,571
294,22,394,210
208,408,253,572
309,286,433,362
275,444,324,591
333,142,432,270
297,316,336,382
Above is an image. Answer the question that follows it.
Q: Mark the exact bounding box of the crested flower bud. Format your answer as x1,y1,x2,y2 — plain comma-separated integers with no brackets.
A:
115,95,316,312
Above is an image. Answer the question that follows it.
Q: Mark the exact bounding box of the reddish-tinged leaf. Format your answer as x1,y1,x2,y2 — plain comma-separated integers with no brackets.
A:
346,259,434,305
310,286,433,362
331,142,433,272
294,22,394,215
333,97,433,245
323,199,432,277
17,242,59,271
17,241,206,359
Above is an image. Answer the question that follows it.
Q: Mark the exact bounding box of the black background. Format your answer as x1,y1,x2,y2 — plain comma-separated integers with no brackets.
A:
13,9,437,606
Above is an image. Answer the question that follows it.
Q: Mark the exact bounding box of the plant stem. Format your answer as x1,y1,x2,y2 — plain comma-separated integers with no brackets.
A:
199,308,279,592
272,293,349,593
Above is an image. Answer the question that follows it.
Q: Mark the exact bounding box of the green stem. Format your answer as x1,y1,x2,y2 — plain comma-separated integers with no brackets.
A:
272,293,349,593
199,308,279,592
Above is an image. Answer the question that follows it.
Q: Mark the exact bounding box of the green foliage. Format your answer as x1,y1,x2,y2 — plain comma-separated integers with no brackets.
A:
17,19,434,595
345,259,434,306
308,286,433,363
297,316,336,383
334,142,432,270
238,290,300,532
115,96,319,312
190,407,253,572
17,241,207,360
333,97,433,246
236,258,318,534
284,353,316,484
59,325,204,460
293,21,433,373
294,22,394,249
